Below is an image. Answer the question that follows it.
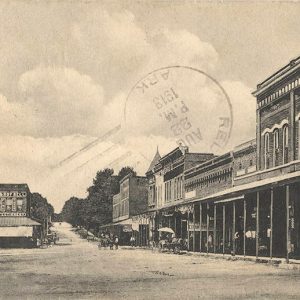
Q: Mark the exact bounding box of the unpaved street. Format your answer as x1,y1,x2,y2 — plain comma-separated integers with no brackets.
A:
0,223,300,300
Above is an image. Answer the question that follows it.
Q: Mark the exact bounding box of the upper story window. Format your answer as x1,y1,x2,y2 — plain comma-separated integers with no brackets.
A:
273,129,279,166
283,125,289,164
264,133,270,169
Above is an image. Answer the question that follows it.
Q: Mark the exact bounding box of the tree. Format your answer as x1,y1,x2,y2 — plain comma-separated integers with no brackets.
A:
60,166,137,230
31,193,54,222
61,197,84,227
117,166,136,182
84,168,118,229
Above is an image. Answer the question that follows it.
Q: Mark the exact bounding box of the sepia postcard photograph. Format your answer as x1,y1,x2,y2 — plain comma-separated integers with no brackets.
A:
0,0,299,299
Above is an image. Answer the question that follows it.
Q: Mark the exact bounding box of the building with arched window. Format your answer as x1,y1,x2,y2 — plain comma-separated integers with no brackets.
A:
130,56,300,262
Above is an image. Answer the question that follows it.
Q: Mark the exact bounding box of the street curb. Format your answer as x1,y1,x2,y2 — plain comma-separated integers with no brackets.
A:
119,246,300,270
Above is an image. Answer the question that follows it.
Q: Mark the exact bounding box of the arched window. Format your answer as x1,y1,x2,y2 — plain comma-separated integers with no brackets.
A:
264,133,270,169
273,129,279,166
283,125,289,164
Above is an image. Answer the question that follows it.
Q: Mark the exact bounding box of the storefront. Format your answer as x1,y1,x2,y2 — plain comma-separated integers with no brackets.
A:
0,217,41,248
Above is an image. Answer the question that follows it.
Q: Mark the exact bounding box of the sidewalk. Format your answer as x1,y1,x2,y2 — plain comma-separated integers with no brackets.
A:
121,246,300,270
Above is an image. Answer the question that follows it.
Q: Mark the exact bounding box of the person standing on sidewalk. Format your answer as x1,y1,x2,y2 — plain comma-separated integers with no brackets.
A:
130,235,135,247
114,235,119,250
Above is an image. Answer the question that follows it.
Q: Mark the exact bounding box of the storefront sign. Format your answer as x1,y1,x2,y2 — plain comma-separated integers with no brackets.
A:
0,191,27,215
185,190,196,199
0,212,26,217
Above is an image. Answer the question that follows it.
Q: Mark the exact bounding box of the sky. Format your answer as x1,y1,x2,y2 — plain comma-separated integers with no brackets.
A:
0,1,299,211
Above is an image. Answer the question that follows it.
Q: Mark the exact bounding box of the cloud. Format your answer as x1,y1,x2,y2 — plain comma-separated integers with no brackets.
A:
221,80,256,148
0,5,257,212
12,66,104,137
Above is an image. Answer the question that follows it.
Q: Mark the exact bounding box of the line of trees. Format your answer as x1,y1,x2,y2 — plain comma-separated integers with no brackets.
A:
61,166,136,230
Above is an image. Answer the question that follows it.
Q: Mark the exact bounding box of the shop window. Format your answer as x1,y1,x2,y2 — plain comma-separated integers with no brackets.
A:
283,125,289,164
273,129,279,166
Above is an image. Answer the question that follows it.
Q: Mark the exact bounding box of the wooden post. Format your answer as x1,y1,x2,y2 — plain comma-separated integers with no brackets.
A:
199,203,202,253
223,204,225,255
193,205,196,252
140,219,142,247
213,204,217,253
174,213,177,237
243,199,246,257
233,202,236,255
180,218,183,238
286,185,290,263
206,203,209,254
187,211,190,251
256,191,260,259
270,188,273,260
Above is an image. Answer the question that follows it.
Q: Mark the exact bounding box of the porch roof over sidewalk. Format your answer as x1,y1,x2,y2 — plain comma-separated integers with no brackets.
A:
0,217,41,227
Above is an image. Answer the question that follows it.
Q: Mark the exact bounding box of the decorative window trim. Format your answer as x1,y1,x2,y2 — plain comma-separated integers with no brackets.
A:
261,119,288,135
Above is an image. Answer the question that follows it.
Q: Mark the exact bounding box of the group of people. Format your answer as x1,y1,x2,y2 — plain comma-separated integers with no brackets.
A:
98,233,119,250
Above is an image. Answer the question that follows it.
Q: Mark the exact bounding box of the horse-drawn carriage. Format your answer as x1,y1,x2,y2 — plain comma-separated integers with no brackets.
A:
158,238,187,254
156,227,187,254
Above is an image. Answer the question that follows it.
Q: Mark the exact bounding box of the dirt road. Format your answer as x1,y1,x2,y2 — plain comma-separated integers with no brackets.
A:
0,222,300,299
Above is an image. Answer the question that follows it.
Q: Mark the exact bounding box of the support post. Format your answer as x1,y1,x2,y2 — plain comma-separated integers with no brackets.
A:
206,203,209,254
233,202,236,255
270,188,273,260
180,218,183,238
223,204,225,255
174,213,177,237
193,205,196,252
199,203,202,253
187,211,190,251
244,199,246,257
213,204,217,254
256,191,260,259
286,185,290,263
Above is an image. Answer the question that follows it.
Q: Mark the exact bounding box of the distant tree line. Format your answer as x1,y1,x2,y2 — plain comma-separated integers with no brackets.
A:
61,166,136,231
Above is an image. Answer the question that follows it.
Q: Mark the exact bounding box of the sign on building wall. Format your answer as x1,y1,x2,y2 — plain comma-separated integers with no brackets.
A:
0,191,27,216
185,190,196,199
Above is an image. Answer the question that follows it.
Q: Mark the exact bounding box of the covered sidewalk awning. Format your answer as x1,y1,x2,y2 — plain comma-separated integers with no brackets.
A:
0,217,41,237
0,217,41,227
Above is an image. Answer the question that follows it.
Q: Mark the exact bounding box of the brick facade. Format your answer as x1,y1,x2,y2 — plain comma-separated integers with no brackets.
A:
184,152,233,200
112,175,147,223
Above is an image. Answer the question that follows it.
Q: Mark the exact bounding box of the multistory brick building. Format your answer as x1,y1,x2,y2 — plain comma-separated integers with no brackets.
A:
0,184,41,248
108,174,148,245
144,146,215,243
131,56,300,261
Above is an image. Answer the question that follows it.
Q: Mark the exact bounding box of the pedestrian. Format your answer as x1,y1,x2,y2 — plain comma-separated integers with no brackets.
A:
130,235,135,247
109,233,114,250
114,235,119,250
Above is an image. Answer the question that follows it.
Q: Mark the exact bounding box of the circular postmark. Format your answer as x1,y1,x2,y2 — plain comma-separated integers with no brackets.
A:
124,66,233,157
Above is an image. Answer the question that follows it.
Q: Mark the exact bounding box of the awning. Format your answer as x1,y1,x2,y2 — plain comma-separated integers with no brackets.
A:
0,217,41,227
214,195,245,204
